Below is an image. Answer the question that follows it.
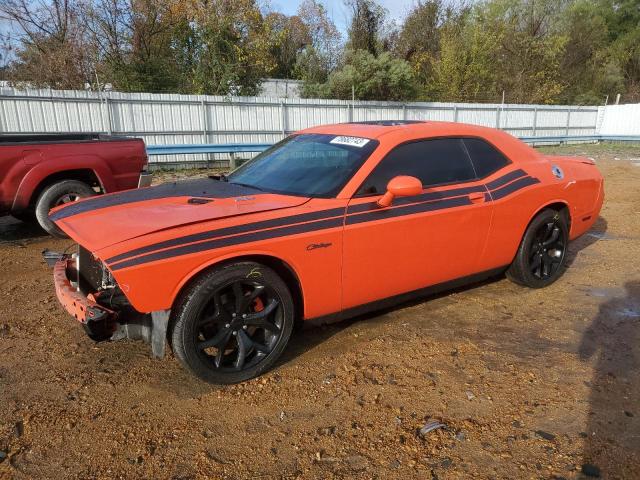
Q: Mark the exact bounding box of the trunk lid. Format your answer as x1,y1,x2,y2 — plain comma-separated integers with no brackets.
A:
543,154,597,166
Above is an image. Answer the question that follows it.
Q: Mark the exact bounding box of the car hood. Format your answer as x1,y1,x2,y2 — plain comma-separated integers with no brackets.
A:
50,178,310,251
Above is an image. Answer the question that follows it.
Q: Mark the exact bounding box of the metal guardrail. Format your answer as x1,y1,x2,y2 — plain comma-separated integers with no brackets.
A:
520,134,640,144
145,143,271,155
146,135,640,159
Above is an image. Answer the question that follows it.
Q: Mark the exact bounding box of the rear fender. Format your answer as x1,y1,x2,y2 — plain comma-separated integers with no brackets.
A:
12,155,115,211
545,155,604,223
526,199,571,227
522,198,573,238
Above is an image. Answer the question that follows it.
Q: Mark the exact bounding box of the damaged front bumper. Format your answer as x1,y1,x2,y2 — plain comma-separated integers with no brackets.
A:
45,249,169,358
53,257,118,334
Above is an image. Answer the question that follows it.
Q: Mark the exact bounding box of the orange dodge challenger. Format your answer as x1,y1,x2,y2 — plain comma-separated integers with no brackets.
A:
45,121,604,383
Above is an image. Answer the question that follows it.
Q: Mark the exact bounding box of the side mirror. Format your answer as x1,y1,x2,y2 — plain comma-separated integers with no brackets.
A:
377,176,422,208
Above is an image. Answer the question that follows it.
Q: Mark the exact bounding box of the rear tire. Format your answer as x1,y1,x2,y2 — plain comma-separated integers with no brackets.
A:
35,180,95,237
506,209,569,288
171,262,295,384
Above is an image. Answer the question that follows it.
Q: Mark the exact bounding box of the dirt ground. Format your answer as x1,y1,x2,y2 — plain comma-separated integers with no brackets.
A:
1,144,639,479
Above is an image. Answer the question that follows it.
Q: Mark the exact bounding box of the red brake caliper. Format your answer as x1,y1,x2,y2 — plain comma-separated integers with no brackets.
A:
253,297,264,312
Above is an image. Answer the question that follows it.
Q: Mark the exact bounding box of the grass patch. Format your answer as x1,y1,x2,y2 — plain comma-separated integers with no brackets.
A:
536,142,640,157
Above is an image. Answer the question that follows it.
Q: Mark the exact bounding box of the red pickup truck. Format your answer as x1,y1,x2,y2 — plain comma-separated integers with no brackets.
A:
0,133,151,236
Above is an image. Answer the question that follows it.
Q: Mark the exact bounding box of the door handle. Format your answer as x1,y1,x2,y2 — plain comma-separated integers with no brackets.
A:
468,192,486,204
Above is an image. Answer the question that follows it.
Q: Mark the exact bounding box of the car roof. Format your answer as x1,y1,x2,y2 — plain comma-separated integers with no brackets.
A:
299,120,511,142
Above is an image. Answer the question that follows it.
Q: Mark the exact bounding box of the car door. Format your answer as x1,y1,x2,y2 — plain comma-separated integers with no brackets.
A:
461,136,523,272
341,137,494,310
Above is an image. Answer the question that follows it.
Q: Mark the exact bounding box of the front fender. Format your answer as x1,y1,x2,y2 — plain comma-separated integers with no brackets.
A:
169,249,307,313
108,247,310,315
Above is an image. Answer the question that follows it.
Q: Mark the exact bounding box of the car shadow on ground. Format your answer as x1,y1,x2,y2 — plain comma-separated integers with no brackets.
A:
278,273,506,369
565,216,608,268
578,280,640,477
281,216,609,370
0,216,48,244
150,269,553,399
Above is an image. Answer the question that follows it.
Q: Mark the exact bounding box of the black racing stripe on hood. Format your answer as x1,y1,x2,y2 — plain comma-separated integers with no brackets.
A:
105,206,346,265
108,180,491,265
49,178,261,221
105,169,532,266
108,172,540,271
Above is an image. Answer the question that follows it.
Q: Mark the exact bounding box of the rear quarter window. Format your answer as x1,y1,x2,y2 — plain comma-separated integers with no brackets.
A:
463,138,510,178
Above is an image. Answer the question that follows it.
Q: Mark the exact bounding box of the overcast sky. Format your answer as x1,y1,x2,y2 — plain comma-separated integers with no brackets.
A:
270,0,417,35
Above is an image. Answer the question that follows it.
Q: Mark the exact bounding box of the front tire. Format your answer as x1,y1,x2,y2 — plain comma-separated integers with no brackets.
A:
171,262,295,384
506,209,569,288
35,180,95,237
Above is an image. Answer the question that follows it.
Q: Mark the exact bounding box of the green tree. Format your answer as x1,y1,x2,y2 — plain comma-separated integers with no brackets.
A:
558,0,622,104
489,0,569,104
293,0,341,86
432,0,569,104
394,0,447,99
172,0,274,95
598,0,640,101
431,8,501,102
89,0,182,93
264,12,310,79
3,0,640,103
304,49,417,101
345,0,385,55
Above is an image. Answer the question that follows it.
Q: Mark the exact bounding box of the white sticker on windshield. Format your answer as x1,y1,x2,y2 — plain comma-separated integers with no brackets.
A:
329,136,370,148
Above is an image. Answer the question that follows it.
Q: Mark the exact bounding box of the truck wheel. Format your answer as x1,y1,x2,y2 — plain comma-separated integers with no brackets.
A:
35,180,95,237
171,262,295,384
506,209,569,288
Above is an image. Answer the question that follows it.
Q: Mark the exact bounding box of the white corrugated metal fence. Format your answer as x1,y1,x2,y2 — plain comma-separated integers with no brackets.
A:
0,86,608,167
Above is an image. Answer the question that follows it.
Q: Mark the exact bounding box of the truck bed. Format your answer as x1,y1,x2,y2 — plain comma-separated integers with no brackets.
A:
0,133,136,145
0,133,148,221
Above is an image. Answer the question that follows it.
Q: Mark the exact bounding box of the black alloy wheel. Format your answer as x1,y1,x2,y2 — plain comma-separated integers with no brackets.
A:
529,220,566,280
171,262,294,384
196,279,283,371
506,209,569,288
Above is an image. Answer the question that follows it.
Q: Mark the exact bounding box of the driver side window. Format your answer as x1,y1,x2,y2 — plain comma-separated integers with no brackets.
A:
356,138,476,196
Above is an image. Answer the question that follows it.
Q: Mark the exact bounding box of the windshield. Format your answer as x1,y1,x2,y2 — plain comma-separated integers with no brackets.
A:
226,133,379,197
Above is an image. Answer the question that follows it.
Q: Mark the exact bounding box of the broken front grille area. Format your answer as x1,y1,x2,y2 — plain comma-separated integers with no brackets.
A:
78,245,106,293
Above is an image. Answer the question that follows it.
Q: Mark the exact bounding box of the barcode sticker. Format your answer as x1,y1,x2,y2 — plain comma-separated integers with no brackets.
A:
329,136,370,148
